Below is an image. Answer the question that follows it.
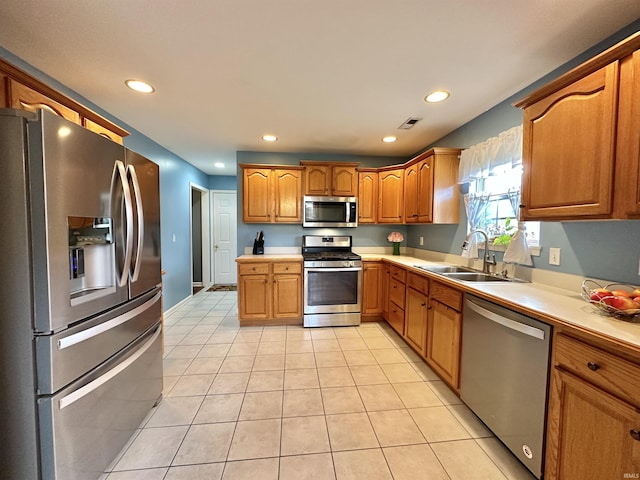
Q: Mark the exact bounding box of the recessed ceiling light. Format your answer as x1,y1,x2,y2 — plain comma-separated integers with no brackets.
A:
382,136,397,143
125,79,155,94
262,134,278,142
214,162,225,169
424,90,450,103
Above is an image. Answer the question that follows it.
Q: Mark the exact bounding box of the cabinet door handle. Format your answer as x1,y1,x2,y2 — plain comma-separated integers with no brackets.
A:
421,303,426,307
630,430,640,441
587,361,600,371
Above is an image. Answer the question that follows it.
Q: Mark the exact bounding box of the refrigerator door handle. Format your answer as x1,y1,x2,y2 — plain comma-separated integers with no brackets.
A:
56,291,161,350
58,324,162,410
112,160,134,287
127,164,144,282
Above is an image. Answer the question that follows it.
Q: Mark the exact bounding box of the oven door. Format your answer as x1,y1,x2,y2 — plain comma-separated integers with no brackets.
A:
304,267,362,314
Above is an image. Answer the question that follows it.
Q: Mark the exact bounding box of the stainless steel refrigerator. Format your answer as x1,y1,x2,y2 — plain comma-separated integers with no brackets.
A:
0,109,163,479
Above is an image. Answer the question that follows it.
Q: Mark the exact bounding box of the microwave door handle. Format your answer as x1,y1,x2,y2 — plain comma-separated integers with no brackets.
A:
112,160,134,287
126,165,144,282
346,203,349,223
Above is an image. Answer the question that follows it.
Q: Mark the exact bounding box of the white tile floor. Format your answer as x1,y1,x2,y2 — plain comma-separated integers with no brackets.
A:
103,290,537,480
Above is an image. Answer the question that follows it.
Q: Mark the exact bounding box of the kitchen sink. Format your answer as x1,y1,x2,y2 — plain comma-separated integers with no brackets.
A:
414,264,516,282
440,272,511,282
414,265,477,274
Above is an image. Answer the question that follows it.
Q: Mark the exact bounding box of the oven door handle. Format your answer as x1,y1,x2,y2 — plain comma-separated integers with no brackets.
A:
305,267,362,273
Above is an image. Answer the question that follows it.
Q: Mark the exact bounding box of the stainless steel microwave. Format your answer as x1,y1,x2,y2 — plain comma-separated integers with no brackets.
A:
303,196,358,228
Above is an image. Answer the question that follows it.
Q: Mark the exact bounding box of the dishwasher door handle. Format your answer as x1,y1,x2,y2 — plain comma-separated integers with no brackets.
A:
466,300,546,340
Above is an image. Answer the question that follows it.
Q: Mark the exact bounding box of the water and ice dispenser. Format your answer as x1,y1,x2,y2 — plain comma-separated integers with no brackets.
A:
68,216,115,302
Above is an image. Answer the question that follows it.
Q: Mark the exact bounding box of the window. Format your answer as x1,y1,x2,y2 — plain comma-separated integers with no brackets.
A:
469,164,539,247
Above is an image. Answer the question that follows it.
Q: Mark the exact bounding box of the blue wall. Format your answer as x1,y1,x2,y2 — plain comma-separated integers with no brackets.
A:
236,151,408,253
409,19,640,284
0,46,208,310
209,175,237,190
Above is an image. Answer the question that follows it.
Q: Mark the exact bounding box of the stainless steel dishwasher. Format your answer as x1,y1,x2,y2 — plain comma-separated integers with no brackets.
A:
461,295,552,479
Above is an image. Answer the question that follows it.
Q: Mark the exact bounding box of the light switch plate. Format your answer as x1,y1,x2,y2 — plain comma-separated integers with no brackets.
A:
549,247,561,266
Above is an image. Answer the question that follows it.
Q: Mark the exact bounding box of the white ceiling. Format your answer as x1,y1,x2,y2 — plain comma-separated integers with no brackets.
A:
0,2,638,175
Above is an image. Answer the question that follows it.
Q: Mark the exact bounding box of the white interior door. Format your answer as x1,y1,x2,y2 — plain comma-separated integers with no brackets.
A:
212,191,237,285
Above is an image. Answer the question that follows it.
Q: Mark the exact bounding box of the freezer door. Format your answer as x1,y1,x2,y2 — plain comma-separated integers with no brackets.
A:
38,322,163,480
29,110,129,332
36,289,162,395
125,148,162,298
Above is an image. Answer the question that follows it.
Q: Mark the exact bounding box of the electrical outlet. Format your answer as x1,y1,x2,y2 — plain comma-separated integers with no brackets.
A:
172,233,176,243
549,247,561,266
419,236,424,246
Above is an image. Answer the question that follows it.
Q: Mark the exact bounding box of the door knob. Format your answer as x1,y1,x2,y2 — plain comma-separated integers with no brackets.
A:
587,361,600,371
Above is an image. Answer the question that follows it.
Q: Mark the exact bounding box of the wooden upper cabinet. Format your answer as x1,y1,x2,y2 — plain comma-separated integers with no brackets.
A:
83,118,124,144
357,170,378,223
417,156,434,222
614,49,640,217
427,149,461,224
400,148,461,225
403,163,418,223
273,169,303,222
519,64,618,219
332,164,358,196
1,59,128,142
301,161,359,196
378,168,404,223
515,32,640,220
304,164,330,195
9,79,81,124
242,168,272,222
241,165,303,223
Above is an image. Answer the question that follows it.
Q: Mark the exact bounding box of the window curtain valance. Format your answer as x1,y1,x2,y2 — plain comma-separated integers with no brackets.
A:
457,125,523,184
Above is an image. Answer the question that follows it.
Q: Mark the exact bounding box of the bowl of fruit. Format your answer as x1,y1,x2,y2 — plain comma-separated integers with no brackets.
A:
581,279,640,319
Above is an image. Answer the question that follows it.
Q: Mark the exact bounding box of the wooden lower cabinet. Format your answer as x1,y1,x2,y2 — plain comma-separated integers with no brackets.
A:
426,281,463,391
546,368,640,480
273,264,303,319
387,265,406,336
426,299,462,390
362,261,383,319
405,286,428,355
545,333,640,479
237,260,302,325
405,272,429,355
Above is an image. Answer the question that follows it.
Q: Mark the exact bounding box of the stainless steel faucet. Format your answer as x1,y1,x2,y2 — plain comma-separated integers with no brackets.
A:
462,229,497,274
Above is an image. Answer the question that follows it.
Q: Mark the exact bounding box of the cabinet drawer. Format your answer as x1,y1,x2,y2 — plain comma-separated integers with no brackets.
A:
407,272,429,294
239,263,270,275
389,265,407,283
388,301,405,335
430,281,463,311
554,334,640,407
389,278,406,308
272,262,301,274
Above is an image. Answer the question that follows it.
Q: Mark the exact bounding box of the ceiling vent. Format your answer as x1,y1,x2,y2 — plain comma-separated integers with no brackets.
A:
398,117,422,130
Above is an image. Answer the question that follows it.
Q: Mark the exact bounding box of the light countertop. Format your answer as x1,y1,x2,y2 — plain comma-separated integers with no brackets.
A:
362,254,640,352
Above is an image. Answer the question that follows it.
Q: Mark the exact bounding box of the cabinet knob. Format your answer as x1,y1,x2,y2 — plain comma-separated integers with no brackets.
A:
630,430,640,441
421,303,426,307
587,361,600,371
519,204,526,209
285,266,289,270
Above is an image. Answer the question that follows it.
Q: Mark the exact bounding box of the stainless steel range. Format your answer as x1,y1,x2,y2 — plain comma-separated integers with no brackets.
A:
302,235,362,327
